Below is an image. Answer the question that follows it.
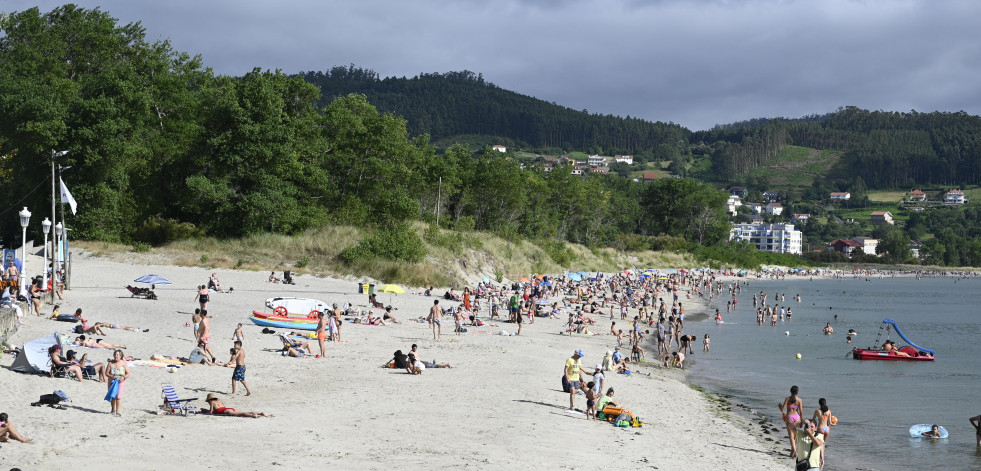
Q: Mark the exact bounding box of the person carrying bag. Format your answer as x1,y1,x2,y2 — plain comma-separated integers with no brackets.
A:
794,419,824,470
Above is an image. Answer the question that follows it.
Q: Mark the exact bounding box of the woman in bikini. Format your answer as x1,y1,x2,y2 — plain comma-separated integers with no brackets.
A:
812,398,831,468
74,335,126,350
779,385,804,457
204,393,271,417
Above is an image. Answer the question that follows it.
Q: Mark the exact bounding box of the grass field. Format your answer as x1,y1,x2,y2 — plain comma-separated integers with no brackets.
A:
746,145,843,187
866,190,907,202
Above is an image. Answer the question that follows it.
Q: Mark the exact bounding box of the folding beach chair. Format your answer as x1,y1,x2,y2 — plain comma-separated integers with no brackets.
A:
160,383,198,416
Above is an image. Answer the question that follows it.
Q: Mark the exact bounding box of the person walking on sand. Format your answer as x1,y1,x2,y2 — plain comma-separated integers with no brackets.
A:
0,412,33,444
229,340,251,396
795,419,825,471
428,300,443,340
564,349,590,412
316,311,327,357
195,284,210,311
197,310,215,361
192,308,201,339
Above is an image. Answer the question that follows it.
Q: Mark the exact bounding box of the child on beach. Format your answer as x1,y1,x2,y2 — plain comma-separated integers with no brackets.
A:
703,334,710,352
585,382,597,420
229,341,251,396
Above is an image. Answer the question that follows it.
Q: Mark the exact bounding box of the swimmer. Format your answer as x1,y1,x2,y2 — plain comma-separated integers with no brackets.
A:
920,424,941,438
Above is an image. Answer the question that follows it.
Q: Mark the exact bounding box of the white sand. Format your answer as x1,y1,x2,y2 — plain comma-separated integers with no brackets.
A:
1,250,786,470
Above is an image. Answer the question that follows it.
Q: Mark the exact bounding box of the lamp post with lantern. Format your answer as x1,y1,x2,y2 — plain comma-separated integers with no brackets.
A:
18,207,31,290
42,217,51,298
54,222,63,296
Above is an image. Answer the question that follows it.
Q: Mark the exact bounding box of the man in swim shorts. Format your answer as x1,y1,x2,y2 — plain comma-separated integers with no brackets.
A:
229,341,251,396
428,300,443,340
565,349,589,412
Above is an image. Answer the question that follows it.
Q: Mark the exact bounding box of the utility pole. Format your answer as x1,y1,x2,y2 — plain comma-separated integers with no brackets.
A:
50,150,57,304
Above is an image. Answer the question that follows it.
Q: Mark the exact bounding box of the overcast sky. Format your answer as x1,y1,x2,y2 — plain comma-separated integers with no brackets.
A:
9,0,981,130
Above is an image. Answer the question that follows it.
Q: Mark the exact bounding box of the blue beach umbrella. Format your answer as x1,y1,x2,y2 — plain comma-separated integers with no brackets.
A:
134,274,172,285
567,272,582,281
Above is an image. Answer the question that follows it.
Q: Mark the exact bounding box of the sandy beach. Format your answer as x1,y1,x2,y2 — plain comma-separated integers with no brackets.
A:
1,249,786,470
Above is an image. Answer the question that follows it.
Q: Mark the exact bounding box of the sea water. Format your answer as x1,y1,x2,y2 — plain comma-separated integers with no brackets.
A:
686,276,981,471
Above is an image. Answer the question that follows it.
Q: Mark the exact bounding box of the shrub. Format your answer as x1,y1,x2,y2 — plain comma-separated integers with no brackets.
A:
340,224,426,264
296,256,309,268
542,240,575,267
133,216,205,246
131,241,151,253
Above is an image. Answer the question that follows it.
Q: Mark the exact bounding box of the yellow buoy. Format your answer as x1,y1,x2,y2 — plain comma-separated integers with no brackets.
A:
796,353,802,359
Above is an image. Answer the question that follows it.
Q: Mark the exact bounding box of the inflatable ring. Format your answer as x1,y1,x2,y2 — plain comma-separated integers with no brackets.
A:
830,416,838,425
308,310,320,319
273,306,288,316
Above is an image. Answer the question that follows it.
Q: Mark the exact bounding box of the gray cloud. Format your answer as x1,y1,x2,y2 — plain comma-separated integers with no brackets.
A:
8,0,981,130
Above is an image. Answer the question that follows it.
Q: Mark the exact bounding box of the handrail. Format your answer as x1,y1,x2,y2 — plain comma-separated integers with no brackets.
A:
882,318,935,355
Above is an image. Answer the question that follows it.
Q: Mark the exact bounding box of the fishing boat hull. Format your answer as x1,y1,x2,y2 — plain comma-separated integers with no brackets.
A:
851,347,934,361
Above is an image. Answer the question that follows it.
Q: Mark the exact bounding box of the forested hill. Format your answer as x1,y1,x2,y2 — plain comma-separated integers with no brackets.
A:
691,107,981,188
297,66,689,157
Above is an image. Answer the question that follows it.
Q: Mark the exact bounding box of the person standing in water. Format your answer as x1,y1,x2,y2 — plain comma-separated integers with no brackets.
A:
971,414,981,446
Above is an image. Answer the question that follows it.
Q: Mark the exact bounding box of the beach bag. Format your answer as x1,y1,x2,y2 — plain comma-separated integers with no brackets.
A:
73,325,84,334
796,440,814,471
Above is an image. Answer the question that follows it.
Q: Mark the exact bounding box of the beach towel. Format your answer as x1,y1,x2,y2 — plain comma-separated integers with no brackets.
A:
105,378,120,402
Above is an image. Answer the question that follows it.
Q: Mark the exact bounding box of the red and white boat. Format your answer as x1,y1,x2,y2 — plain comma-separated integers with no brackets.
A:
851,319,935,362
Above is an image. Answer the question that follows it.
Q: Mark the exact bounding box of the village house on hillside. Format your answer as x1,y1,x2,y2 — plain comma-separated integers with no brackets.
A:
729,186,748,198
765,202,783,216
745,202,763,214
853,237,879,255
589,166,608,174
492,145,507,153
830,192,851,200
727,195,742,216
945,189,966,204
587,155,606,167
763,191,780,202
870,211,894,225
830,239,863,257
614,155,633,165
642,173,658,183
791,213,810,223
908,189,926,202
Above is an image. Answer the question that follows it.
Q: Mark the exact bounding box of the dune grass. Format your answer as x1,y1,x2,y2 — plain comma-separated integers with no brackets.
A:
75,224,698,288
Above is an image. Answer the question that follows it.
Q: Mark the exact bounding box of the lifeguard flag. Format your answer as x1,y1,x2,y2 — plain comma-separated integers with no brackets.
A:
60,178,78,215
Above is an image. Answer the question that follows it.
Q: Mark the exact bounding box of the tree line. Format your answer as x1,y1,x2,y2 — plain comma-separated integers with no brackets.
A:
0,6,730,257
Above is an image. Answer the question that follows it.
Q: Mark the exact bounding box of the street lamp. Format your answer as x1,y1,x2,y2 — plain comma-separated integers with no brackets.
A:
54,222,63,291
42,218,51,297
18,207,31,290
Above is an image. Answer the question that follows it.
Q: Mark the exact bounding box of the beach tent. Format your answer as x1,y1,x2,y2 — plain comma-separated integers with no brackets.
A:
11,332,64,374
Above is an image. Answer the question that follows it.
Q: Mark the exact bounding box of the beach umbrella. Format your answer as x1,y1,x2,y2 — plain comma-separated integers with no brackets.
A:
542,282,552,287
667,269,676,274
376,284,405,305
134,274,171,285
567,272,582,281
535,274,545,280
623,270,631,275
377,284,405,294
482,277,490,283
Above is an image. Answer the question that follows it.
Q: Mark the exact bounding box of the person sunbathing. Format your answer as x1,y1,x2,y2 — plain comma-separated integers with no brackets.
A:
74,335,126,350
73,309,107,336
382,306,399,323
267,271,280,283
204,393,271,417
366,312,387,326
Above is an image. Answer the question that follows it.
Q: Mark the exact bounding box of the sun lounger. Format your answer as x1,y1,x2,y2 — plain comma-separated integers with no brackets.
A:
160,383,198,416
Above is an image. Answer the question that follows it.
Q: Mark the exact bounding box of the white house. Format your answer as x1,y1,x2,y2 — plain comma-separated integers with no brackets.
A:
791,213,810,224
729,223,802,254
853,237,879,255
570,166,584,176
727,195,743,216
765,202,784,216
909,189,926,202
746,202,763,214
945,189,966,204
763,191,780,202
492,145,507,153
614,155,634,165
830,192,851,200
870,211,894,225
587,155,606,167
